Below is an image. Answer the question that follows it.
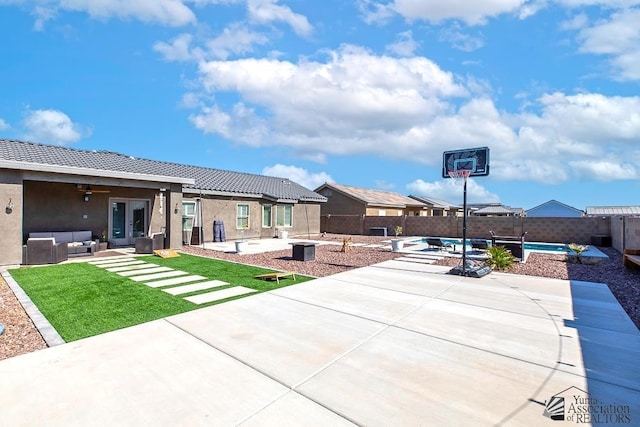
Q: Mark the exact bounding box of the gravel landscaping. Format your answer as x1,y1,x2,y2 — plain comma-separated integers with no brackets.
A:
2,234,638,361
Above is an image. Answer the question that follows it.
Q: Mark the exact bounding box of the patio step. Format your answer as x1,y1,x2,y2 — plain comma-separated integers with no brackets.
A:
162,280,229,295
184,286,256,304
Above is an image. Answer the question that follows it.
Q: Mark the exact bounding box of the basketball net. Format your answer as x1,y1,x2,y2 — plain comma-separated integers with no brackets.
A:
447,169,472,183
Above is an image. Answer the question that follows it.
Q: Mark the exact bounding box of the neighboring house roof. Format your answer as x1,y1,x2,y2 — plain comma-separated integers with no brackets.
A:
316,183,425,209
473,205,518,215
585,206,640,216
0,139,326,203
408,195,461,209
526,199,584,217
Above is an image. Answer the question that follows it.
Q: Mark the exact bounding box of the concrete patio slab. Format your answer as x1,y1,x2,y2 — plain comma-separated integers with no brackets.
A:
184,286,256,304
163,279,229,295
0,320,314,426
167,293,387,387
2,257,638,425
271,278,432,324
238,390,357,426
130,270,188,282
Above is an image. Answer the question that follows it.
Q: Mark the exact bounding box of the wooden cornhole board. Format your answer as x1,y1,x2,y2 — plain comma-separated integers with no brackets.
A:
254,271,296,284
154,249,180,258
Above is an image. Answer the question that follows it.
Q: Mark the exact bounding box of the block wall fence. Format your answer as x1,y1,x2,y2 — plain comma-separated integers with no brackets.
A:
320,214,640,252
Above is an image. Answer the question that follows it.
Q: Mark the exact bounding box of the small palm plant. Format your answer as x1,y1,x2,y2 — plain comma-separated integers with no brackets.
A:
485,245,516,271
568,243,589,264
395,226,403,237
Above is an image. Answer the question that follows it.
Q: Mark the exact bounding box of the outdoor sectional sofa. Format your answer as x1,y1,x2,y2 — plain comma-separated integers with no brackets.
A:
26,231,99,257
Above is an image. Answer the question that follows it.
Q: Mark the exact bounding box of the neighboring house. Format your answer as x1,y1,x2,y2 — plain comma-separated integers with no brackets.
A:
314,183,427,217
470,204,523,217
586,206,640,216
526,200,584,217
408,195,462,217
0,139,326,265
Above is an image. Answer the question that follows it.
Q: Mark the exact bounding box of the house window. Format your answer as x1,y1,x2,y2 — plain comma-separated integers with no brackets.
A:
378,210,386,216
182,201,196,231
262,205,272,228
237,204,250,229
276,205,293,227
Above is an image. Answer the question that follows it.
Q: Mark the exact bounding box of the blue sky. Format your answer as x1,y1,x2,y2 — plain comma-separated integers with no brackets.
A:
1,0,639,210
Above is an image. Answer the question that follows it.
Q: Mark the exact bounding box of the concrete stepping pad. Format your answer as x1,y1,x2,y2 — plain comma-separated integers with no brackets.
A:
93,260,146,269
184,286,256,304
88,256,138,265
117,266,172,277
144,275,207,289
395,257,436,264
131,270,188,282
163,280,229,295
106,263,160,272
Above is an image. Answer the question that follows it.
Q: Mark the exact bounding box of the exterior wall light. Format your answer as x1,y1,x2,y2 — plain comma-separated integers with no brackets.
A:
6,198,14,213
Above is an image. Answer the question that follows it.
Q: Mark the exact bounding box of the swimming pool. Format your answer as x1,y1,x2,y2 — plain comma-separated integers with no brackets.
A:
412,238,583,253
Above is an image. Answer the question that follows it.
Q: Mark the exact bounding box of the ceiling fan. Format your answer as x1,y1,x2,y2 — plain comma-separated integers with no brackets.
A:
77,185,111,195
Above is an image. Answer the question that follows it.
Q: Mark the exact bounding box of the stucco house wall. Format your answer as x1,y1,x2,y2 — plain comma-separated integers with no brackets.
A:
0,170,25,265
186,196,322,242
319,189,365,215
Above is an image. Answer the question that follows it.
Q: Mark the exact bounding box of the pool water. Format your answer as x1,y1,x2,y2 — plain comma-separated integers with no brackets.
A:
413,238,574,253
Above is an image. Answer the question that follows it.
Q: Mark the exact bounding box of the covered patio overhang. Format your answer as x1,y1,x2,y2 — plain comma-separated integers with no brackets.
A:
0,161,194,265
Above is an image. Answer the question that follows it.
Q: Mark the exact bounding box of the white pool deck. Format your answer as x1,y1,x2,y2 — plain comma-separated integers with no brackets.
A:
1,254,637,426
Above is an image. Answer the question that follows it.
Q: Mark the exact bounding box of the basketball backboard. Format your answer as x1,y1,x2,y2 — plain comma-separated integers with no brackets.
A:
442,146,490,178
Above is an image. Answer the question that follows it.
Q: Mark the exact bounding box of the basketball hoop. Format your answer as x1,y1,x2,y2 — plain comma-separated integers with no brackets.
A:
447,169,472,183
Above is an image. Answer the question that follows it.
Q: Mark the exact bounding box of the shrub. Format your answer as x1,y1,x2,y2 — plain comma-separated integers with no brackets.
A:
567,243,589,264
485,245,516,271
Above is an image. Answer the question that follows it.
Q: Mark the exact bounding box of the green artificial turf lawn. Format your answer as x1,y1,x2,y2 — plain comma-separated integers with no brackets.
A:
9,254,312,342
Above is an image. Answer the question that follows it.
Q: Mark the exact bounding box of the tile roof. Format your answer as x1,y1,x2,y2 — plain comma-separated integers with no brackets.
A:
0,139,326,202
472,205,518,215
408,195,460,209
317,183,425,208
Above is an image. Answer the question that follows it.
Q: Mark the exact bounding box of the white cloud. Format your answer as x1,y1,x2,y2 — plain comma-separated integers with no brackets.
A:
573,8,640,81
262,164,333,189
0,118,9,130
59,0,196,26
206,23,269,59
438,24,485,52
385,31,419,57
22,109,87,145
407,178,500,204
193,45,467,158
186,43,640,185
247,0,312,36
6,0,196,27
366,0,528,25
154,33,203,62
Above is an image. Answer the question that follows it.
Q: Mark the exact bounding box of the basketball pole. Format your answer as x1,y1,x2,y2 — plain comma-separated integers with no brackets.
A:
462,175,468,276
